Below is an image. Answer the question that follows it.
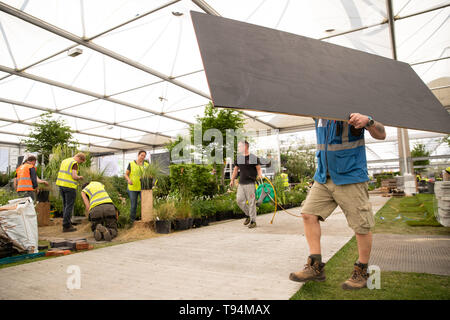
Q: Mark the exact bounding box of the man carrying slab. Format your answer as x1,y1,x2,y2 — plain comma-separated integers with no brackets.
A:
289,113,386,290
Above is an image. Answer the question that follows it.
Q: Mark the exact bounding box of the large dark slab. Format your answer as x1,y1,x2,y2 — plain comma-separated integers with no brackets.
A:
191,11,450,134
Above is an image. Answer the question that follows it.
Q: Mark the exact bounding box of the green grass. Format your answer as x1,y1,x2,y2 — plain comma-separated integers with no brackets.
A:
290,237,450,300
373,194,450,235
291,194,450,300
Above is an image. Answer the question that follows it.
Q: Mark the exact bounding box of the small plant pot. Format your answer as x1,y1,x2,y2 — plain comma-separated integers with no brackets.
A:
36,190,50,202
233,213,245,219
193,218,203,228
175,218,190,230
201,216,209,226
220,211,228,220
140,177,153,190
155,220,171,234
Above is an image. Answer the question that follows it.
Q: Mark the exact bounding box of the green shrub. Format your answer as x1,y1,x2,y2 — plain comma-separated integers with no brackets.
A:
190,197,217,218
0,189,17,206
285,190,306,207
169,164,218,200
258,203,275,214
0,174,11,187
153,175,171,198
110,176,128,198
156,201,176,220
273,174,287,205
293,178,312,193
175,201,192,219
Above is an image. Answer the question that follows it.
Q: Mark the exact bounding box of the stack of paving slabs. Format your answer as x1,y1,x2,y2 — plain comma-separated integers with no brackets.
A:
46,238,93,257
392,189,405,197
381,179,397,195
434,182,450,227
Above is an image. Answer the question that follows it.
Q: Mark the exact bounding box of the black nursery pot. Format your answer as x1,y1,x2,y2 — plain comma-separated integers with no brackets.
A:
155,220,171,234
193,218,203,228
201,216,209,226
215,212,225,221
140,177,153,190
36,190,50,202
175,218,190,230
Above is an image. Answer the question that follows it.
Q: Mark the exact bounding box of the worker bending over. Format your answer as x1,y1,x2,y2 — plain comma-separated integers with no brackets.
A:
81,181,118,242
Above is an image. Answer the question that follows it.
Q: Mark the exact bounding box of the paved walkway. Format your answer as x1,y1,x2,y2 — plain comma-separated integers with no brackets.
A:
370,234,450,276
0,196,388,300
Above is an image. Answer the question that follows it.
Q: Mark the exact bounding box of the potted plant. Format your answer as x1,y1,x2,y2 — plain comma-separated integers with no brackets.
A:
174,202,192,231
36,183,51,202
154,201,176,234
140,161,164,190
140,161,165,222
191,206,203,228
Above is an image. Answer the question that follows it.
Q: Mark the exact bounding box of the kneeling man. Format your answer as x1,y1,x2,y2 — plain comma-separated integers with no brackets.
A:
81,181,118,241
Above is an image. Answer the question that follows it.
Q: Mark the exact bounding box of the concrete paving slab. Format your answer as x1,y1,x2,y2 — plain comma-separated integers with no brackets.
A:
0,196,388,300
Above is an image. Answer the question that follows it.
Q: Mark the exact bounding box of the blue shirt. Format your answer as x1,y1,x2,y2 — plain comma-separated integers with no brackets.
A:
313,119,369,185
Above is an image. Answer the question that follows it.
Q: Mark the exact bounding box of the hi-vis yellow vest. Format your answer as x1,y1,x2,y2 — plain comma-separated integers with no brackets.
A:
56,157,78,189
82,182,112,210
128,161,149,191
280,173,289,187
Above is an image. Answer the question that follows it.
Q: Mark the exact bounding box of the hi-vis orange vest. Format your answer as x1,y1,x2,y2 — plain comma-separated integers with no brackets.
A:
16,163,34,191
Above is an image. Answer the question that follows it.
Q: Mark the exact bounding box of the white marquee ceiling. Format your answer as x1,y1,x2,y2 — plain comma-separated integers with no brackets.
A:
0,0,448,155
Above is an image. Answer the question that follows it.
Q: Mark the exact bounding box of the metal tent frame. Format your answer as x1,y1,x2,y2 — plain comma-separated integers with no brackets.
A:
0,0,448,157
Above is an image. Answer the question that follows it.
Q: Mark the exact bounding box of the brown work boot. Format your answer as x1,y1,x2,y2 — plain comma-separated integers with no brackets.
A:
95,224,112,242
243,217,251,225
289,257,326,282
94,225,103,241
341,263,369,290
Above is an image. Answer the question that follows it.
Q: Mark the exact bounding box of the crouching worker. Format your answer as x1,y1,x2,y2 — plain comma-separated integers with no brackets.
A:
81,181,118,242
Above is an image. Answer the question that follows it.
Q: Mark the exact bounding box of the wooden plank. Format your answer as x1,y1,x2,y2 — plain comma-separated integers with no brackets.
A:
191,11,450,134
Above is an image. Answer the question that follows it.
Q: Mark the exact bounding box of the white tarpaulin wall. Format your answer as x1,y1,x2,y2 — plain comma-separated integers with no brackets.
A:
0,148,8,172
0,0,449,162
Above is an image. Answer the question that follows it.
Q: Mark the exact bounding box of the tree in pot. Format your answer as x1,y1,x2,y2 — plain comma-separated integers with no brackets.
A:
154,201,176,234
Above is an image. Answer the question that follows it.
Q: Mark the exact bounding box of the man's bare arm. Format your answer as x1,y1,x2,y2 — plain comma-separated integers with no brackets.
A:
367,121,386,140
348,113,386,140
